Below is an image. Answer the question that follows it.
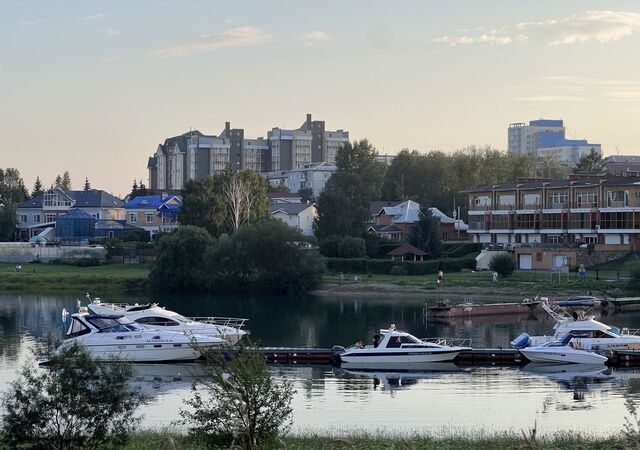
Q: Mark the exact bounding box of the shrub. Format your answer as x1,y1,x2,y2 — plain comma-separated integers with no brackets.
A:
324,256,476,275
628,260,640,288
389,265,407,275
318,235,341,257
1,342,145,450
74,257,101,267
489,253,516,277
180,344,294,449
337,236,366,258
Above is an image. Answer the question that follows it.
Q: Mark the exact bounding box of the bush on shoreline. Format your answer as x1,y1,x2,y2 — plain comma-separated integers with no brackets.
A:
325,256,476,275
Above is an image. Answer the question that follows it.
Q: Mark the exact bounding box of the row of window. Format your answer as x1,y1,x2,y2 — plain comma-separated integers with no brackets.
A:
19,212,101,224
469,212,640,230
129,213,155,224
473,191,628,209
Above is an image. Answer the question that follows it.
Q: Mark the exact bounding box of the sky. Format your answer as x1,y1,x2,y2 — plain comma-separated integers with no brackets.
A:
2,1,640,196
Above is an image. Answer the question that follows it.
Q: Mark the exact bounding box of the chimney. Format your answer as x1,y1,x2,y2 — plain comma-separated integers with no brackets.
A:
225,121,230,135
306,113,312,125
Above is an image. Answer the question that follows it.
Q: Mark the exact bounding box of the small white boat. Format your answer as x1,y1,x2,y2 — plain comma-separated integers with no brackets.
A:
60,309,224,362
332,324,471,368
86,297,248,344
519,336,608,365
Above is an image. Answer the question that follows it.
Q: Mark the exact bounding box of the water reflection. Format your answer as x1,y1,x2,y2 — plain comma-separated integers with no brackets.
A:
4,293,640,433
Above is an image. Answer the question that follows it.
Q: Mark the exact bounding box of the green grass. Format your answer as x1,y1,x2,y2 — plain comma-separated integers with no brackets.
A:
592,254,640,278
0,262,150,295
322,270,629,296
124,430,627,450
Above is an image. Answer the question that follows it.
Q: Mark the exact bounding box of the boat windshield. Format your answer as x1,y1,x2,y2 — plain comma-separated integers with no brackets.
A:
170,313,191,323
87,317,139,333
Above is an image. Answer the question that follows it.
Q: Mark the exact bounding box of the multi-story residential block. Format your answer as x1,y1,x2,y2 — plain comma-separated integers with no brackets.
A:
265,162,337,199
15,188,125,240
507,119,601,167
148,114,347,189
124,194,182,235
466,176,640,268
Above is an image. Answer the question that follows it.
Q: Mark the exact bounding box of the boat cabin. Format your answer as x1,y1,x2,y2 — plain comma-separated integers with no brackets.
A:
66,313,140,338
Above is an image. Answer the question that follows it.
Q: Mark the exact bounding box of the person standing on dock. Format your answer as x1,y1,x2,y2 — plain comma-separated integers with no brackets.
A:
437,269,444,283
492,271,498,283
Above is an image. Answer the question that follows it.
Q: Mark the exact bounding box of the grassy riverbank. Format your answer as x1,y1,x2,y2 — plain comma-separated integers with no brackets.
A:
0,261,634,297
124,430,627,450
0,262,150,295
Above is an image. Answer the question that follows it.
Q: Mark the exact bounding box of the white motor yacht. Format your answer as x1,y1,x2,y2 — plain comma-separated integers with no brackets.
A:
332,325,471,368
60,309,224,362
511,301,640,352
519,335,608,365
86,297,247,344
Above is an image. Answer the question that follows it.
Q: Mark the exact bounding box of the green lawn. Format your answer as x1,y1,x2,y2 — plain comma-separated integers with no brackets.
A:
0,262,151,295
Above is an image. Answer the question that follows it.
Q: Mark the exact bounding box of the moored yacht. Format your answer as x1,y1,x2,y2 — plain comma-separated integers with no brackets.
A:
86,297,248,344
511,301,640,352
332,325,471,368
60,309,224,362
519,335,608,365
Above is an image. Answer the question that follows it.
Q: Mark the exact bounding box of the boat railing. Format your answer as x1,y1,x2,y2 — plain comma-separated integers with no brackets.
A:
620,328,640,336
187,317,249,329
421,337,472,347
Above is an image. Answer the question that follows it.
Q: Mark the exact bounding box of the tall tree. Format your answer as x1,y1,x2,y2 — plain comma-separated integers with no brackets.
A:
54,174,62,187
0,168,29,204
314,140,386,240
130,180,139,199
31,176,44,197
573,148,606,175
408,207,442,258
83,177,91,191
0,203,17,241
61,171,72,190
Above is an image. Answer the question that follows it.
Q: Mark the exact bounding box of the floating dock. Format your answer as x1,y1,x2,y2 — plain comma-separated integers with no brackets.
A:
253,347,640,367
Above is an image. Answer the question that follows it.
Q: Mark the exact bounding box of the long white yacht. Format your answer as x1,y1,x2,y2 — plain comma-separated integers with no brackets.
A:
519,335,608,365
332,325,471,368
511,301,640,352
86,297,247,344
60,309,224,362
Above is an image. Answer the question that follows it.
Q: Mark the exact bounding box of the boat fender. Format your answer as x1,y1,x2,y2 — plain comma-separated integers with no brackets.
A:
510,332,530,349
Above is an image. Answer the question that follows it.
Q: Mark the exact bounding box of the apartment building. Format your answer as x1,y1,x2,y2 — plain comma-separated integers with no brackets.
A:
466,176,640,249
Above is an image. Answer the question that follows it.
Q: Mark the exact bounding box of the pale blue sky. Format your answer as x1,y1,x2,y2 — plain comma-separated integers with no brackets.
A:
2,1,640,195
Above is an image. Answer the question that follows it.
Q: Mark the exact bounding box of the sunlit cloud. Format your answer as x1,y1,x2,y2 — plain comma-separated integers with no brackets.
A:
106,26,120,37
82,13,109,21
19,19,46,27
152,27,272,57
299,31,329,46
434,10,640,46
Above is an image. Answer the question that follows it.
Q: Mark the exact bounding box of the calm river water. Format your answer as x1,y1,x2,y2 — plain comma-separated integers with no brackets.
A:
2,292,640,435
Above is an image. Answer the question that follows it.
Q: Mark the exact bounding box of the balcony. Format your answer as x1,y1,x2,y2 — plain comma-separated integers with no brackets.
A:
576,201,597,208
608,201,629,208
495,204,515,211
469,204,491,212
548,202,568,209
519,203,541,210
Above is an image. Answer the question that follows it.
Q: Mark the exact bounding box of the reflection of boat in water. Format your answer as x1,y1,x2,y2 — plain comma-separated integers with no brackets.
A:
332,325,471,367
126,363,208,396
334,362,463,391
427,298,538,318
522,362,611,380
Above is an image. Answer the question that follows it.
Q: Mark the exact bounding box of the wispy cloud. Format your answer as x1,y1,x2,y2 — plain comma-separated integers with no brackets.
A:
434,10,640,47
106,26,120,37
82,13,109,21
515,95,584,102
152,27,272,58
98,55,124,64
299,31,329,46
19,19,46,27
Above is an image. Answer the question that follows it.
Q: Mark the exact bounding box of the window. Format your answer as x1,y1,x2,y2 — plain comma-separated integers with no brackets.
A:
547,235,562,244
536,252,543,262
576,192,597,207
549,192,568,207
135,317,179,327
45,214,56,223
129,213,137,223
19,214,28,223
146,213,154,224
607,191,629,207
67,318,91,338
584,236,597,244
33,214,41,223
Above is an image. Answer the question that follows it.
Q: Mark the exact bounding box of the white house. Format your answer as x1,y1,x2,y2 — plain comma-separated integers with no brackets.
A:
269,202,317,236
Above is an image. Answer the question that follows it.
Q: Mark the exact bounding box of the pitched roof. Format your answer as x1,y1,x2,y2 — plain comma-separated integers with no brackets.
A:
381,200,421,223
387,243,427,257
57,208,95,220
17,189,124,209
369,200,402,215
270,203,315,216
368,224,401,233
125,195,182,210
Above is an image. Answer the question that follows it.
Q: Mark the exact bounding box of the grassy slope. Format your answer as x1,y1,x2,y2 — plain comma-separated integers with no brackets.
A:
125,431,626,450
0,262,151,295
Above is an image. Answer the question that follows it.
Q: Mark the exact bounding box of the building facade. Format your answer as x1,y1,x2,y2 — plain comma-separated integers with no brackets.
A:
507,119,601,166
124,194,182,235
266,162,337,199
269,202,317,236
466,176,640,250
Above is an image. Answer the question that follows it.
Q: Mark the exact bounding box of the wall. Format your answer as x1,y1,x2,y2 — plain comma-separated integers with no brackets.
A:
0,243,107,263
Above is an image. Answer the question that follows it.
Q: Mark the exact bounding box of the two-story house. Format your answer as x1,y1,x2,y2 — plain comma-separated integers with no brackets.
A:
124,194,182,235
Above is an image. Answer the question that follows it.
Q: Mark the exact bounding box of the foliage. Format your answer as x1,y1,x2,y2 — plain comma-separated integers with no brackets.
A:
83,177,91,191
0,202,17,241
489,253,516,278
31,176,44,197
442,242,483,258
149,225,214,290
121,230,151,242
61,171,72,190
0,168,29,204
573,148,606,175
314,140,386,240
0,342,145,450
318,235,341,257
179,345,295,449
267,182,289,193
389,265,407,276
408,206,442,258
297,187,314,202
337,236,366,258
627,260,640,288
180,169,269,237
380,147,534,217
129,180,151,200
325,256,476,275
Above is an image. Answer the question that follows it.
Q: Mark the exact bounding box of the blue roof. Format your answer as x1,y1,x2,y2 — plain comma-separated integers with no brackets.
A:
530,119,563,127
125,195,182,210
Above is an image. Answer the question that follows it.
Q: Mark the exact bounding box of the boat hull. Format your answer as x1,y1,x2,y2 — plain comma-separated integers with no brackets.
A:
339,349,463,366
520,348,607,365
428,303,534,318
